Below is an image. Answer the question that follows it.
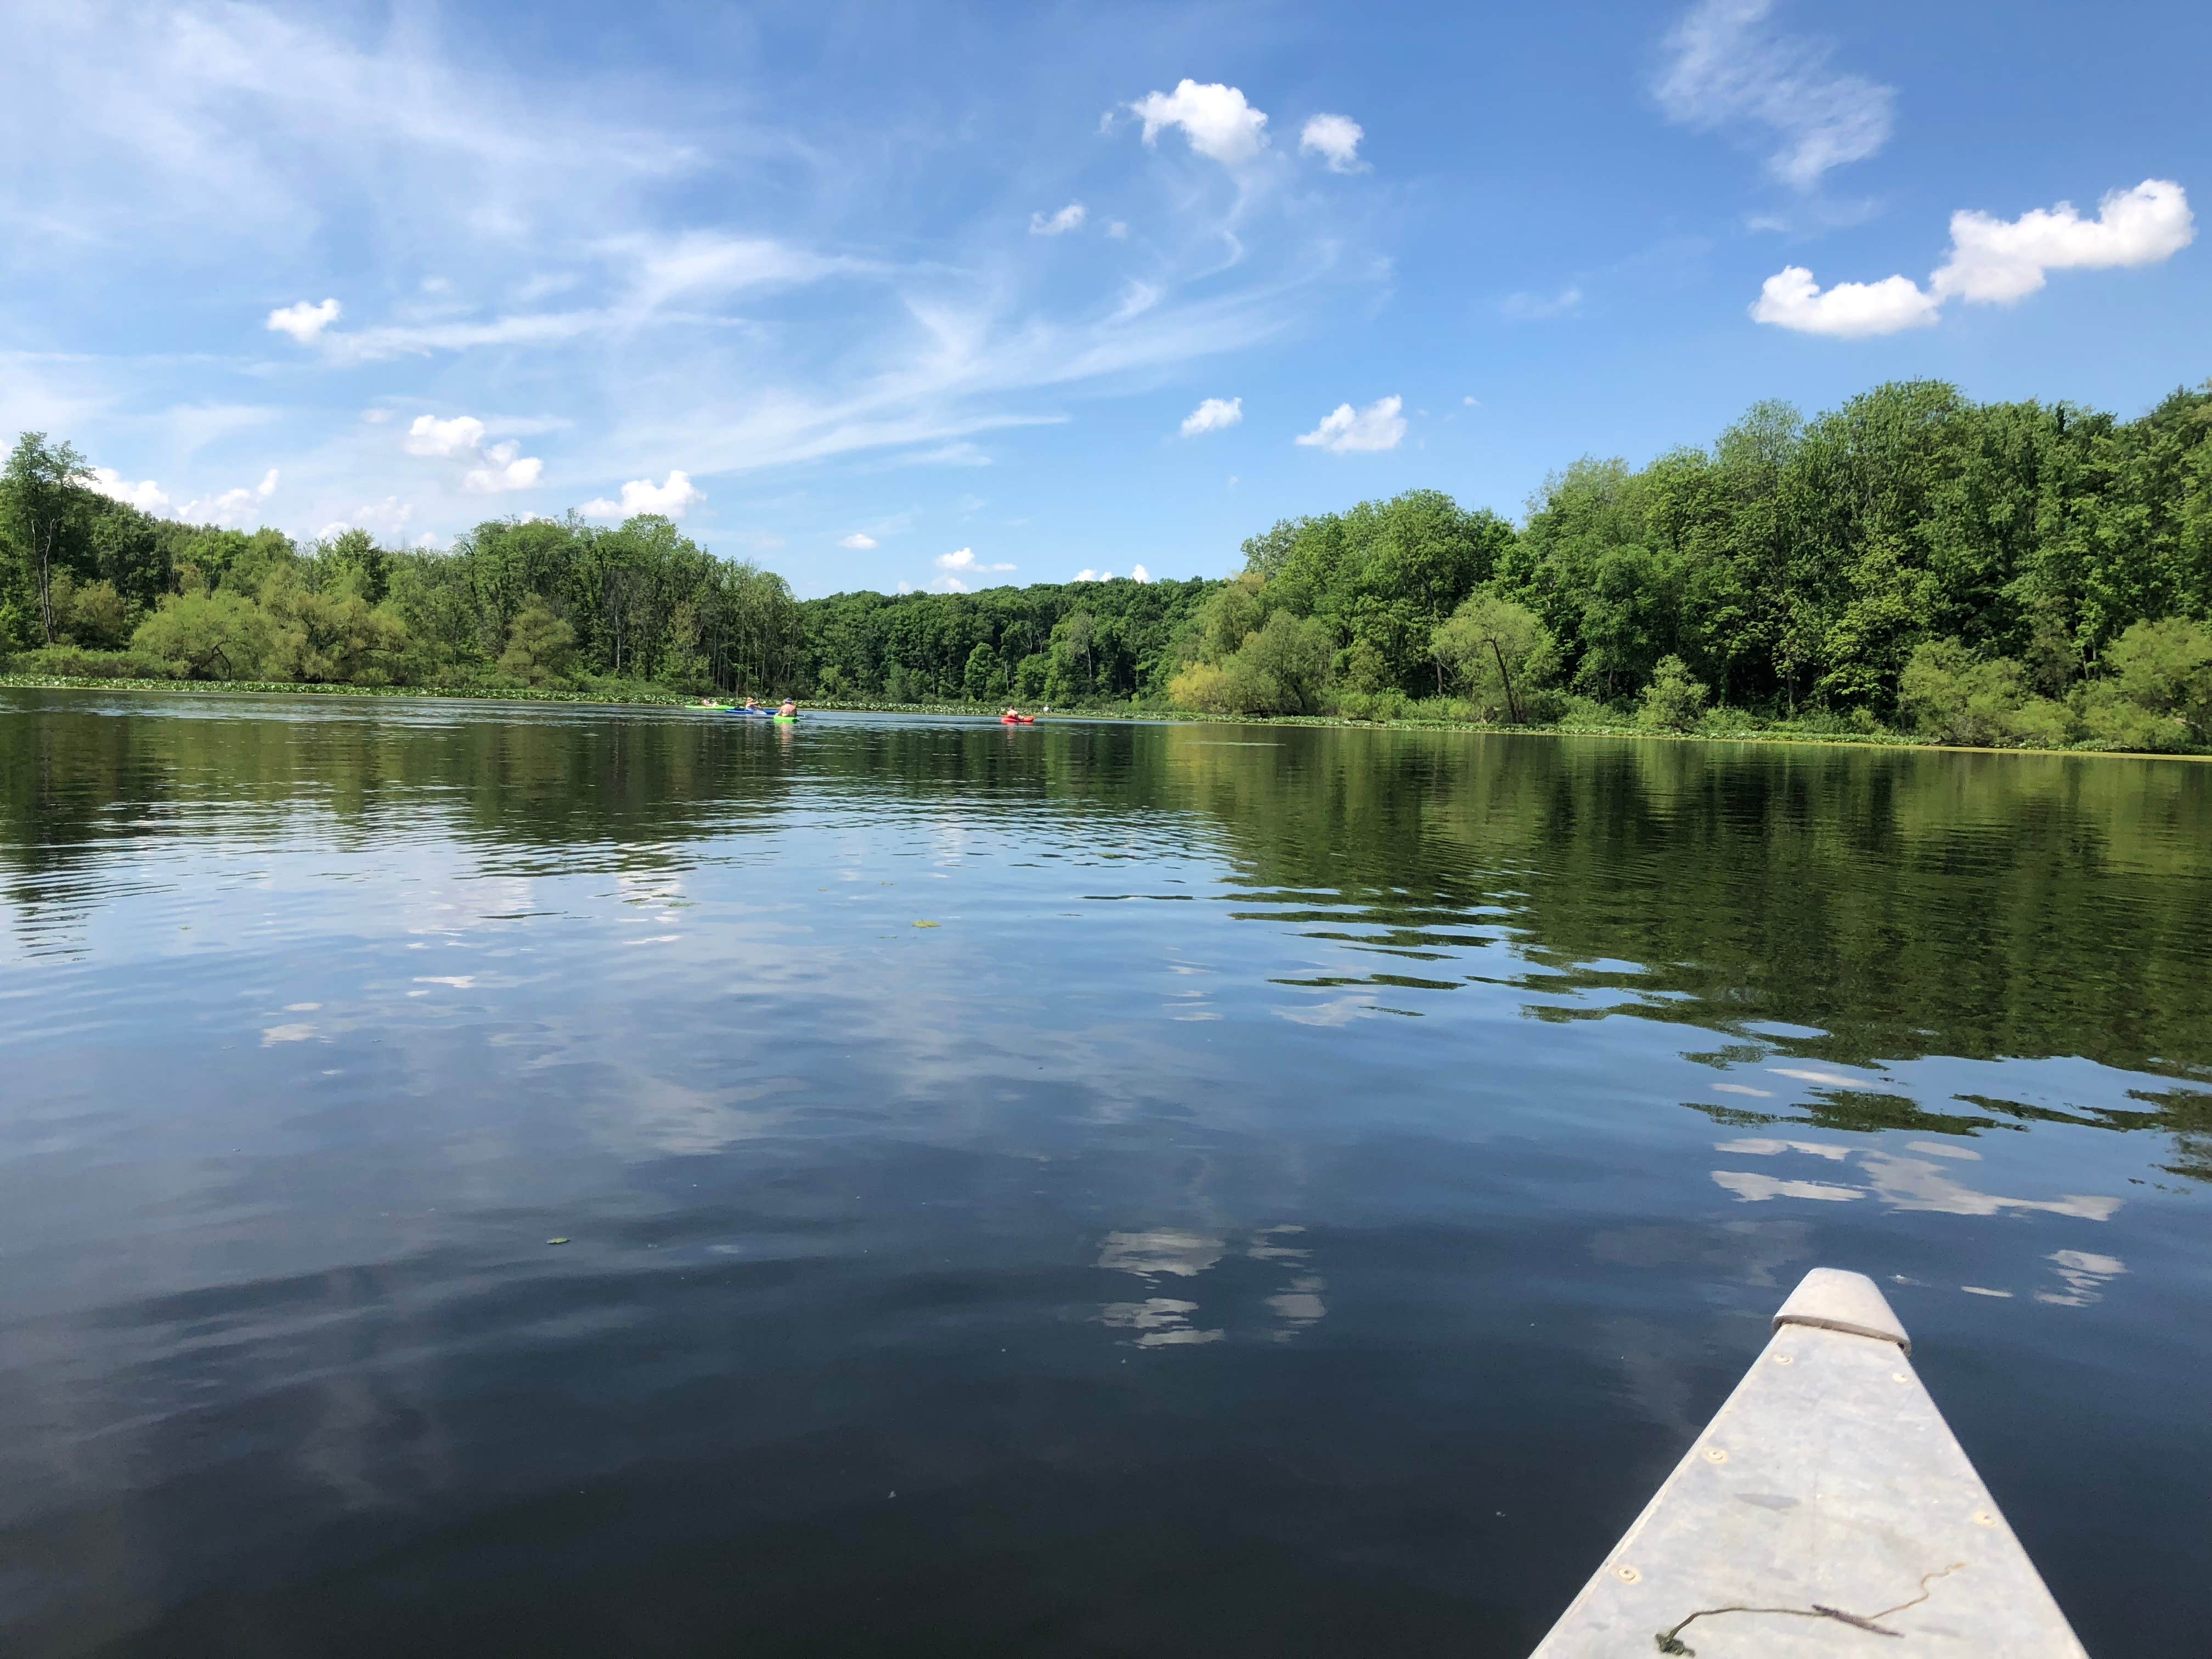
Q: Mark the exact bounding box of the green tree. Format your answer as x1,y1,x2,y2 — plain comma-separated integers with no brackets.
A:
497,597,577,687
57,575,141,648
261,568,410,683
2,432,91,644
2079,617,2212,751
1051,610,1098,696
1637,654,1709,732
1430,592,1558,723
1170,610,1333,714
317,527,392,605
1014,652,1051,700
132,590,279,680
962,641,1000,702
1898,639,2070,748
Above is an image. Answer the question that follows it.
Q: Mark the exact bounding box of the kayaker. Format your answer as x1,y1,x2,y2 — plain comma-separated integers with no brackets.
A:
777,698,798,718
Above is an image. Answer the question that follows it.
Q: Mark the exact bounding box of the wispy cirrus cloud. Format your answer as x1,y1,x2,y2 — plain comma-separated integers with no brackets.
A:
1,10,1391,562
1655,0,1894,190
0,1,706,254
1499,285,1584,321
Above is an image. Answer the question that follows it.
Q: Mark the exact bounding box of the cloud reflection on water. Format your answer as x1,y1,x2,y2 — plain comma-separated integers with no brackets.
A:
1094,1225,1328,1346
1711,1137,2121,1223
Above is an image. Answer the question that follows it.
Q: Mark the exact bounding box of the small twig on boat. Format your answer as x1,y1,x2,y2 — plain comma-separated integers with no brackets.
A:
1653,1563,1965,1655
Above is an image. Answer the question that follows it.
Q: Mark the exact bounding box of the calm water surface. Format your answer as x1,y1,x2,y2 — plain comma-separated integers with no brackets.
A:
3,690,2208,1656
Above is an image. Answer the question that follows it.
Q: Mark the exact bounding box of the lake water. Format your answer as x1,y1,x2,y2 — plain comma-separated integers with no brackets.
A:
2,690,2208,1657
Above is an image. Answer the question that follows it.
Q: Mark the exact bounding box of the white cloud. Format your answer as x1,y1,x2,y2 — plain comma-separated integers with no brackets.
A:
1299,114,1366,174
1127,80,1269,167
896,580,917,594
311,499,414,537
351,495,414,531
936,547,1014,573
1030,201,1087,236
1932,178,2194,304
1106,221,1130,240
403,414,488,457
266,297,341,342
180,468,279,527
1294,395,1406,453
86,467,170,512
361,408,392,425
838,532,878,549
462,442,545,494
404,413,545,493
1180,396,1243,437
1750,266,1939,336
415,532,445,551
1130,563,1152,583
579,469,704,520
1655,0,1894,190
1074,569,1107,582
1499,285,1583,321
1752,179,2193,337
929,574,968,593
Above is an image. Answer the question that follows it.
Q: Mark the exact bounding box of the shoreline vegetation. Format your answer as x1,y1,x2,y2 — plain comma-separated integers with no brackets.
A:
6,374,2210,756
8,674,2208,761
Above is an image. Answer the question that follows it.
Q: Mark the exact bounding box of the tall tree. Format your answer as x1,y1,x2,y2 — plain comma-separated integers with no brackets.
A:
3,432,91,645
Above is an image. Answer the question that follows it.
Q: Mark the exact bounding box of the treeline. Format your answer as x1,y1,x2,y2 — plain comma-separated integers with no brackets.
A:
0,434,799,695
7,374,2211,749
1169,379,2212,749
801,579,1213,704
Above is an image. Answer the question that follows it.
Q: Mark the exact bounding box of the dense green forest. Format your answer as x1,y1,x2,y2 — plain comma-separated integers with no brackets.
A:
5,375,2210,748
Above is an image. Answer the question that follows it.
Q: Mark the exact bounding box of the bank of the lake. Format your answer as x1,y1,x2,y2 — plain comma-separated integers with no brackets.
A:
7,671,2205,760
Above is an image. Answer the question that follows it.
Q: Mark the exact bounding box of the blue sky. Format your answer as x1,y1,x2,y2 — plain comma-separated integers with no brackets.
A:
3,0,2205,598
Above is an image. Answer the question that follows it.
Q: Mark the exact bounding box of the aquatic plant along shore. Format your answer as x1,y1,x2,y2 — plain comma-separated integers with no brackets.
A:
5,375,2211,751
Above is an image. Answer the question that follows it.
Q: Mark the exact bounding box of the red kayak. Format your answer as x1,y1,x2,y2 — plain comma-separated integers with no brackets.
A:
1000,714,1035,725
